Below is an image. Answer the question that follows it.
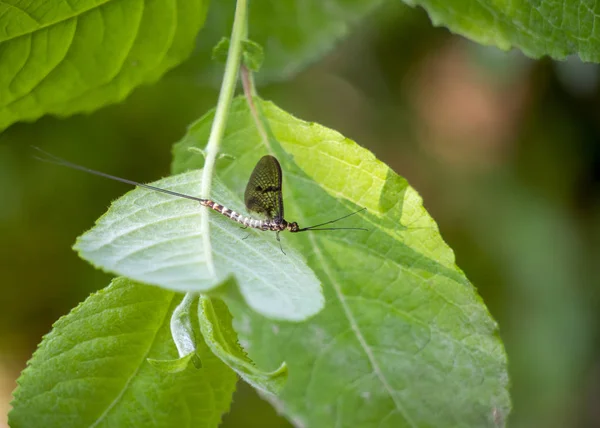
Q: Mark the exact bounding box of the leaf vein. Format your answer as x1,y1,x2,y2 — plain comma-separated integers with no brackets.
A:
4,18,77,110
309,238,418,428
88,293,175,427
0,0,113,43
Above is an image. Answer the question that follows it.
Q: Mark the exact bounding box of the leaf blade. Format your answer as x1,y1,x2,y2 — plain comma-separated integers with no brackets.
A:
406,0,600,61
198,295,288,395
173,97,511,427
73,171,324,321
9,277,237,428
0,0,209,130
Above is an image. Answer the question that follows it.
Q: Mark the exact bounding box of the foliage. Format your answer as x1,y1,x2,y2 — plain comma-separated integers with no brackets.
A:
10,0,597,426
173,97,510,426
10,278,237,427
73,169,324,321
10,96,510,426
190,0,386,82
2,0,598,130
405,0,600,62
0,0,209,131
212,38,264,72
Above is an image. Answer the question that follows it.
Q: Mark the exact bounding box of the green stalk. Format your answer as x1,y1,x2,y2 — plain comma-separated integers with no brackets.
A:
200,0,248,276
241,65,268,145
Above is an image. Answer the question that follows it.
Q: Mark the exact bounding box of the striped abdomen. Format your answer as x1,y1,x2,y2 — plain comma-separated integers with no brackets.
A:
200,199,267,230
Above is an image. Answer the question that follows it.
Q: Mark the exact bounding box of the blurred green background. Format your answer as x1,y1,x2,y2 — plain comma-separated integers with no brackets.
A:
2,2,599,427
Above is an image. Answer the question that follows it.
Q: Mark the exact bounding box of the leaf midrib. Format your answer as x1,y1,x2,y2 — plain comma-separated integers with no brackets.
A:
307,232,418,428
88,292,175,427
256,108,417,422
0,0,114,43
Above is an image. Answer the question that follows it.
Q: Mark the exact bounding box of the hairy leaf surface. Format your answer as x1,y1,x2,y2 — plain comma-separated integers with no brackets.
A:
406,0,600,62
198,295,288,395
172,97,511,427
74,168,324,321
9,278,236,427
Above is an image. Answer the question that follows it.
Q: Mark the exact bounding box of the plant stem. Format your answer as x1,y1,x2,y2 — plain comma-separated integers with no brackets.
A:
200,0,248,276
241,65,268,145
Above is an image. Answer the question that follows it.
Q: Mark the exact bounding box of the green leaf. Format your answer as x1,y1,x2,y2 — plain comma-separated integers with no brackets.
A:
212,37,231,64
0,0,209,131
198,294,287,395
73,172,324,322
170,292,199,357
212,38,264,71
241,40,264,72
172,97,511,427
186,0,385,82
147,351,198,373
149,292,203,372
405,0,600,62
9,277,236,428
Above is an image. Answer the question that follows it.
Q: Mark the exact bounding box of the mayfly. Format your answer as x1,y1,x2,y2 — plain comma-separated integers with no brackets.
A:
33,148,367,252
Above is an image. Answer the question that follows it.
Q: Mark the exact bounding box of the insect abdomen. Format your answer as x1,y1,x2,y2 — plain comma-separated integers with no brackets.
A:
200,199,265,229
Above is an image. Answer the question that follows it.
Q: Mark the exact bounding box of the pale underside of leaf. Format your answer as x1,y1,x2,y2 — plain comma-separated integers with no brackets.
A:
74,171,324,321
172,97,511,427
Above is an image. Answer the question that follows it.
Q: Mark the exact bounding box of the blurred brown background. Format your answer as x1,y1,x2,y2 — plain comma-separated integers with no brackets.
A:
1,3,599,427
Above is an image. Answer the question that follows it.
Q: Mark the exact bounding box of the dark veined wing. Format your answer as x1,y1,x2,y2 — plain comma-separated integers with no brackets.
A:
244,155,284,221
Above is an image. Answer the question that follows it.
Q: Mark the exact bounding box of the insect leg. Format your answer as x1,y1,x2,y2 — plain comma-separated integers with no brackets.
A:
276,231,286,255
